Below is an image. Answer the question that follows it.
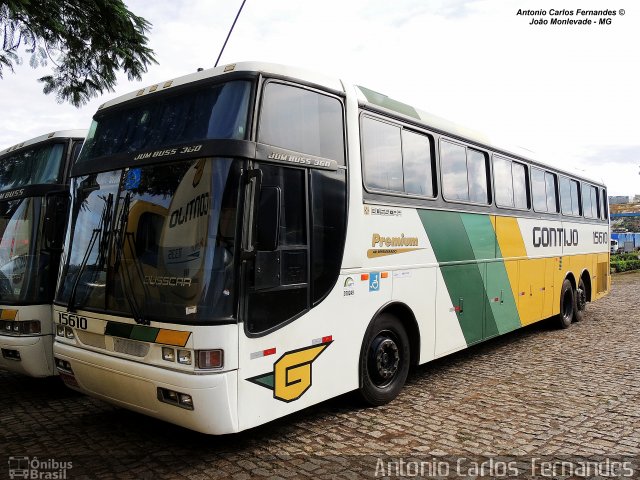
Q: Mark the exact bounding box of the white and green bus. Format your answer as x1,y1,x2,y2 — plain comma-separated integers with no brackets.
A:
0,130,85,377
53,62,609,433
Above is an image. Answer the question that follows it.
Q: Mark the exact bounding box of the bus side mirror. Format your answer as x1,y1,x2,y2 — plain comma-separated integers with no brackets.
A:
44,192,69,251
255,186,281,251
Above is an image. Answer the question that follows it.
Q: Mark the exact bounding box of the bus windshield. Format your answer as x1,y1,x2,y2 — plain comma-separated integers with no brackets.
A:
56,157,241,323
0,197,54,303
77,80,251,164
0,142,65,189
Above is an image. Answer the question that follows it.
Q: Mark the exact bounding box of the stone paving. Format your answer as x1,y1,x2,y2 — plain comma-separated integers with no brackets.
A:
1,272,639,479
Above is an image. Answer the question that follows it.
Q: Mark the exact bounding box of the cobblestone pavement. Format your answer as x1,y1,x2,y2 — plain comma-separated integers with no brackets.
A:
1,272,639,479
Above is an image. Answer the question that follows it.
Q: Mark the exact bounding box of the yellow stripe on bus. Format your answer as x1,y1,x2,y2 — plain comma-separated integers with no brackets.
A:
155,329,191,347
0,309,18,320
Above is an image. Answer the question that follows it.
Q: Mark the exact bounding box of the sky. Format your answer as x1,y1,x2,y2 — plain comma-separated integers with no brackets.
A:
1,0,638,196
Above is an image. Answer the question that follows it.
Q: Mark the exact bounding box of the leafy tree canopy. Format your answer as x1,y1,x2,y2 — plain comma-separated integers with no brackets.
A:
1,0,157,106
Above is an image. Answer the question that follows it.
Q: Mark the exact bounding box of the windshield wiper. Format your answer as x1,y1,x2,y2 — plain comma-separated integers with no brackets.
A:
67,193,114,312
113,192,151,325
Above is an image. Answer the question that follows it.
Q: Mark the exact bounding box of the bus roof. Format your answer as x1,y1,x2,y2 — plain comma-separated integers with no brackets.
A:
0,129,87,157
94,61,605,187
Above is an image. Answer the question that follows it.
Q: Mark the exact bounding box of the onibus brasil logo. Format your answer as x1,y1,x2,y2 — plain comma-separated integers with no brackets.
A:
247,339,332,402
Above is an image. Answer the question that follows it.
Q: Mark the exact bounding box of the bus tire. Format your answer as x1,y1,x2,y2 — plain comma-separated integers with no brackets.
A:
358,313,410,406
557,279,575,329
574,278,587,322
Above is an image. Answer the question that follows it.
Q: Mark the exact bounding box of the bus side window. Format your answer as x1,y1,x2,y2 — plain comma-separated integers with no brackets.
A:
361,116,435,198
582,183,593,218
361,116,403,192
441,140,489,204
545,172,558,213
560,177,572,215
601,189,608,219
531,167,547,212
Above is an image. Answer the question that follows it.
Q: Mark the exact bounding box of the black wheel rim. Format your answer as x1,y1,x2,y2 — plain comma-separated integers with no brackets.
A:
368,331,401,387
562,289,573,321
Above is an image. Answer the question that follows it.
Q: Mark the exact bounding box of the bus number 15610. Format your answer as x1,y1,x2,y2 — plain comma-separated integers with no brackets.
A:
58,312,88,330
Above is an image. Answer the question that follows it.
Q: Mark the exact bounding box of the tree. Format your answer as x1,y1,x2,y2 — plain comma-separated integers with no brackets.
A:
1,0,156,106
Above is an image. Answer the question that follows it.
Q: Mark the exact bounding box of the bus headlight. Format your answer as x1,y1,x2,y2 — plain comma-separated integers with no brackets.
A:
177,350,192,365
56,324,65,337
64,326,75,339
162,347,175,362
0,320,41,335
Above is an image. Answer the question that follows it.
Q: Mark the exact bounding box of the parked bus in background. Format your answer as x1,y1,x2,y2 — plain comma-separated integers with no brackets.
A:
0,130,85,377
52,62,609,434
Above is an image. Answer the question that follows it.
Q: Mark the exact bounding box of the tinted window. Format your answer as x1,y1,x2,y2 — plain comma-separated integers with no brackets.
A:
494,156,527,209
441,140,488,204
361,117,435,198
402,130,434,197
259,83,344,163
582,184,598,218
591,187,600,219
601,189,608,219
441,141,469,201
512,162,528,209
531,167,547,211
361,117,403,191
79,81,251,163
494,156,514,207
560,177,572,214
570,180,581,215
467,149,488,203
311,169,347,305
247,165,309,333
545,172,558,213
0,143,65,190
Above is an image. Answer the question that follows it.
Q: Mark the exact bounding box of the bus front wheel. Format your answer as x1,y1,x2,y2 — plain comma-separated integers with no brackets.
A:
557,279,575,329
358,313,410,406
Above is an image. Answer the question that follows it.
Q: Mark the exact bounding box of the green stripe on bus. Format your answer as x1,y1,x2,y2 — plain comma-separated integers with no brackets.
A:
357,86,421,120
460,214,520,335
105,322,133,339
130,325,160,342
418,210,521,344
418,210,487,344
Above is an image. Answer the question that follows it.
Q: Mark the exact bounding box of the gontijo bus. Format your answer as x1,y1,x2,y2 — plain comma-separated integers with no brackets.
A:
0,130,85,377
53,62,609,433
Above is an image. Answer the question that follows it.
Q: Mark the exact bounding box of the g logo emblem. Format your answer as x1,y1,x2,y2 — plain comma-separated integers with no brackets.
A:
247,341,332,402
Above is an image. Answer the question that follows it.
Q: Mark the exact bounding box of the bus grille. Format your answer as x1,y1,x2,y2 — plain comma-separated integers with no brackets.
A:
113,338,150,357
77,331,106,350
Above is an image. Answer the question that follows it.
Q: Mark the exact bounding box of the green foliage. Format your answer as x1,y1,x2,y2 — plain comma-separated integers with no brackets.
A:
612,252,640,261
1,0,156,106
611,258,640,273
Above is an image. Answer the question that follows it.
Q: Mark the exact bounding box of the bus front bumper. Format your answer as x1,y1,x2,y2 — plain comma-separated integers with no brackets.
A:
54,342,239,435
0,334,55,377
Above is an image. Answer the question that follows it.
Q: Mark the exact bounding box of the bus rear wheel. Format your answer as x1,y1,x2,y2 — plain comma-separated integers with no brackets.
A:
358,313,410,406
557,279,575,329
573,278,587,322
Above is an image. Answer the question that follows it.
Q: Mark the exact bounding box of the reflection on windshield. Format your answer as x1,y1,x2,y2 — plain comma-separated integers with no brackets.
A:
0,198,53,303
77,80,251,163
0,143,64,191
57,158,240,323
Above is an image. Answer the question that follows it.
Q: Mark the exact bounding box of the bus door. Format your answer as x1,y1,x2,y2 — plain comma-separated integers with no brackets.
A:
237,163,313,428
